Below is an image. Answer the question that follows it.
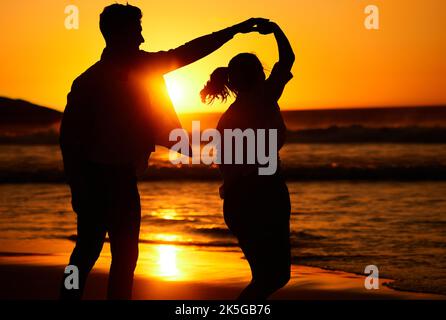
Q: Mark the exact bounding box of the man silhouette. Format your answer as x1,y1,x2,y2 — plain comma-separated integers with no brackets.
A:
59,3,267,300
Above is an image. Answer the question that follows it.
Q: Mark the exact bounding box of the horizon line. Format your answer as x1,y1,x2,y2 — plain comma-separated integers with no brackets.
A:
1,95,446,114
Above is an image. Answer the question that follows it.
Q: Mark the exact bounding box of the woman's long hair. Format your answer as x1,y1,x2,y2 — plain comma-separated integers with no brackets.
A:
200,53,265,104
200,67,231,104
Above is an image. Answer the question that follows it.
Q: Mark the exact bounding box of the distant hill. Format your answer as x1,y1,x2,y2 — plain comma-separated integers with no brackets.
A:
0,97,62,144
0,97,62,127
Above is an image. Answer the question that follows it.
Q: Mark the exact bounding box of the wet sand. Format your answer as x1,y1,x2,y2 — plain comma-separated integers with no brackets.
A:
0,251,444,300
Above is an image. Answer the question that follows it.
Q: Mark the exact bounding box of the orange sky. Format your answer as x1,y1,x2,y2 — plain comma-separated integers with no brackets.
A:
0,0,445,113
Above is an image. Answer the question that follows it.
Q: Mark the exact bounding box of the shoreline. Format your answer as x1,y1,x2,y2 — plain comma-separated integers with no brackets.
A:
0,260,444,300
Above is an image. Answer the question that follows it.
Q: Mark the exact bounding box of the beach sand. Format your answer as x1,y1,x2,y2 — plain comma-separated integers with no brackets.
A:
0,244,444,300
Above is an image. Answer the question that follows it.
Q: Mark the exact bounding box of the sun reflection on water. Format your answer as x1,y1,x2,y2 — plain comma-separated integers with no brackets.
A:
156,245,181,280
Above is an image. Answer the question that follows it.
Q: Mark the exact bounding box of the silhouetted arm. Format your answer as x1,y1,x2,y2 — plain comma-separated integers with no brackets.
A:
143,18,269,74
272,23,295,72
263,23,295,101
264,22,295,101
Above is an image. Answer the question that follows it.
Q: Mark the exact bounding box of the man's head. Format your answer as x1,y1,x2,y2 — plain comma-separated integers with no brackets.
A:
100,4,144,50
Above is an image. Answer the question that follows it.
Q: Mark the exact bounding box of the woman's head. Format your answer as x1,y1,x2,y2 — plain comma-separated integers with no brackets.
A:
201,53,265,104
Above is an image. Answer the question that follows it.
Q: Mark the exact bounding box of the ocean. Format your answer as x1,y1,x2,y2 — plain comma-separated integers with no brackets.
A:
0,142,445,295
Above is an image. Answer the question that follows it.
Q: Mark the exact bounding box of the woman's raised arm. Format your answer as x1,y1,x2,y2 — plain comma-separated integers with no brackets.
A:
257,22,295,70
257,22,295,101
272,23,295,71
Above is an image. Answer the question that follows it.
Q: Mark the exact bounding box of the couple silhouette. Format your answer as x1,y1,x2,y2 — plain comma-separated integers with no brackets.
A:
60,3,294,300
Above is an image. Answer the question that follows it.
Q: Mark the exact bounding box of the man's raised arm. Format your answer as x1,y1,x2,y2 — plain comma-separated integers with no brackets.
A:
142,18,268,74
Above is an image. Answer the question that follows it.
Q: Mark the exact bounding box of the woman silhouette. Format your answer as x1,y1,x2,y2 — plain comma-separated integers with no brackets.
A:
201,21,295,300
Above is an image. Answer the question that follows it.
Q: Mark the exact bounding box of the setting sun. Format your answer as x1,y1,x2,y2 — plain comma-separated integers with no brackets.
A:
163,72,203,113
